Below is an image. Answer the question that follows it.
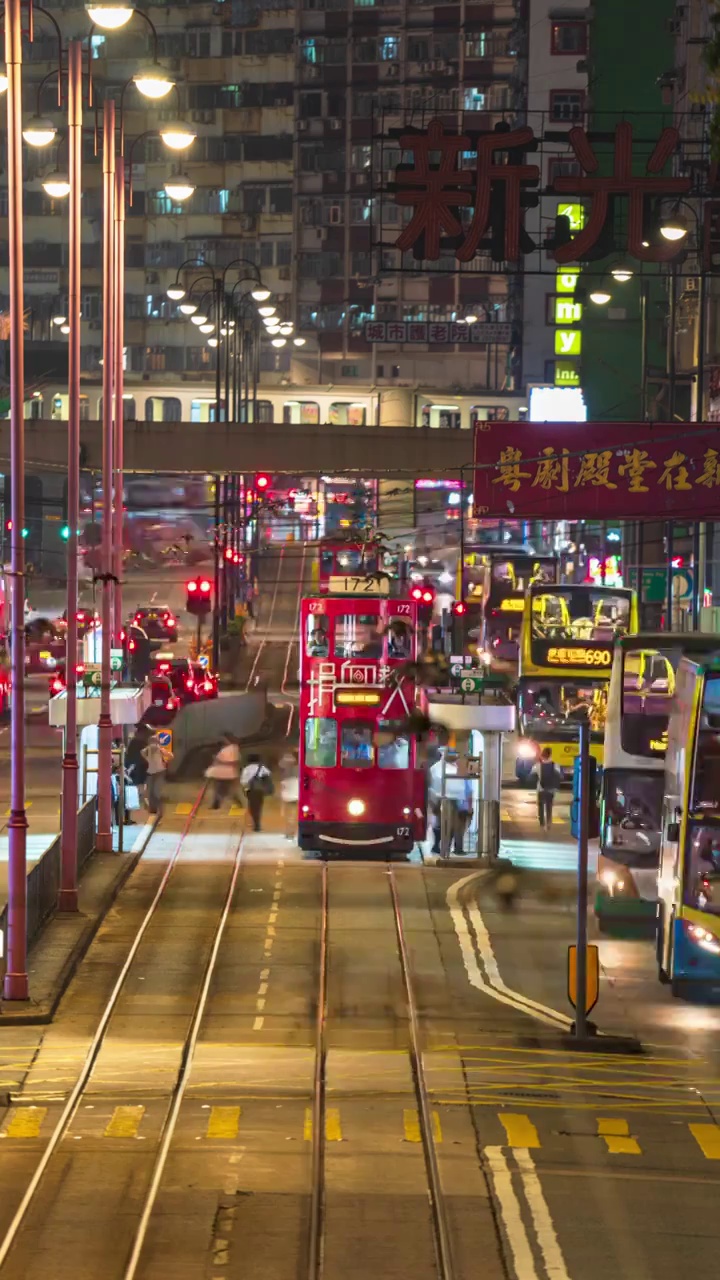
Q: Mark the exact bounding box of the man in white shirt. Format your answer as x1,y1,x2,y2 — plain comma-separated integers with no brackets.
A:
240,752,273,831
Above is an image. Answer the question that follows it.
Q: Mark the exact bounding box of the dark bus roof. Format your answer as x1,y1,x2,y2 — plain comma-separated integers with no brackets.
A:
615,632,720,652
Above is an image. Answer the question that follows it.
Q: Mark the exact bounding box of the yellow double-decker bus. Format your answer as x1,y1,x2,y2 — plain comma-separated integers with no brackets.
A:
515,583,638,782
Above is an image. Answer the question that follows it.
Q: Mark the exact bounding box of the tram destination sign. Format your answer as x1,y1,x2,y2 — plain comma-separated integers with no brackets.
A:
473,421,720,520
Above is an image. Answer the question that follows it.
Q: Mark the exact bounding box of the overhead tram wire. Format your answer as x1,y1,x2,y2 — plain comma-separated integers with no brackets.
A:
307,861,329,1280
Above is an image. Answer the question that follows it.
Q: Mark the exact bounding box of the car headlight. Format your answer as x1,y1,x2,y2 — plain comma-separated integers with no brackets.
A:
348,798,365,816
517,741,537,760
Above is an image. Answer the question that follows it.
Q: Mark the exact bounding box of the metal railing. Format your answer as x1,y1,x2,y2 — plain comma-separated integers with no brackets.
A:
0,797,97,980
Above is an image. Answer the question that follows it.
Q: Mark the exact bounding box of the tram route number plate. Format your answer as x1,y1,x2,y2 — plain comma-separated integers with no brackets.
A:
328,575,390,596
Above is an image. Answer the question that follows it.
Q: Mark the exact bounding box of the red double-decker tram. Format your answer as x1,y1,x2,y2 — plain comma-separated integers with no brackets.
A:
298,591,425,856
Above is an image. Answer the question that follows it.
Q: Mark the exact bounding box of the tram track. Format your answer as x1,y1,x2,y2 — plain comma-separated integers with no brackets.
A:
0,789,246,1278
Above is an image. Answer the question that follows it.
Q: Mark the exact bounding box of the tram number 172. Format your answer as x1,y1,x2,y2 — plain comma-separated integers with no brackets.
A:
328,575,390,596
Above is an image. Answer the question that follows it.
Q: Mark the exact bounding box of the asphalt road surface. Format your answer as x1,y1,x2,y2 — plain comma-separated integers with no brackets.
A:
0,783,715,1278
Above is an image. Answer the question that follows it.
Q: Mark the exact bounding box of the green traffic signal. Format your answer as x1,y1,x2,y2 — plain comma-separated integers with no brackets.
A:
61,525,70,540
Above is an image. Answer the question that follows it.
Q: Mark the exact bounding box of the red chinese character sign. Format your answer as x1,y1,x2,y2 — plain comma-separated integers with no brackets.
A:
473,423,720,520
392,119,690,264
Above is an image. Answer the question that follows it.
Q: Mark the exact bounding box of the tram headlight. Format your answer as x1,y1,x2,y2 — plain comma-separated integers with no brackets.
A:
517,740,537,760
403,807,411,816
348,798,365,817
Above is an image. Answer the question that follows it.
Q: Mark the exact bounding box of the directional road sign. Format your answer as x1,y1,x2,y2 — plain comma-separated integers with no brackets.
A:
156,729,173,751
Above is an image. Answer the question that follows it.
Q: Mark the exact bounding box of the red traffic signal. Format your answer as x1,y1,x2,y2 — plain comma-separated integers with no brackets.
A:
255,473,270,492
452,601,467,616
224,547,234,561
410,586,424,602
186,578,212,616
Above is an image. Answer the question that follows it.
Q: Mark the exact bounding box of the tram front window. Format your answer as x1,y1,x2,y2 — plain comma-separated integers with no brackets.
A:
388,619,412,659
519,680,608,737
304,717,337,768
685,824,720,915
335,613,383,659
378,723,410,769
341,722,374,767
531,588,630,641
306,615,329,657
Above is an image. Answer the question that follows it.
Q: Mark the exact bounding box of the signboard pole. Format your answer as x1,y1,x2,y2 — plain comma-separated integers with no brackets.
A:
665,522,673,632
575,719,590,1041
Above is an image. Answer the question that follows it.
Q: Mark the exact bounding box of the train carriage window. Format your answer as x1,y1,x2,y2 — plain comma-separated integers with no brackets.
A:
329,401,367,426
283,399,319,425
387,618,412,659
378,729,410,769
335,613,383,659
341,722,374,768
306,614,329,657
421,403,461,430
304,717,337,768
145,396,182,423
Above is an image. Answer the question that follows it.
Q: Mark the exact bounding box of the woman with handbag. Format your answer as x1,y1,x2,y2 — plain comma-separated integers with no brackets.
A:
240,753,273,832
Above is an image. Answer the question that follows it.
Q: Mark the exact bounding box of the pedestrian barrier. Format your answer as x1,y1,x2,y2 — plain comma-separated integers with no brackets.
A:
0,797,97,984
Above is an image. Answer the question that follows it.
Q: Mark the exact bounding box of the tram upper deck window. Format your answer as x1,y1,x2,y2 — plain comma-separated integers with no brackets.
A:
320,550,335,576
283,400,319,425
388,618,412,659
341,722,374,768
305,717,337,768
306,615,330,657
335,549,365,573
335,613,383,659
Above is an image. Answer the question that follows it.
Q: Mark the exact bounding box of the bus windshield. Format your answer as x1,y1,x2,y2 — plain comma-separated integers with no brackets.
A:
685,822,720,915
518,679,608,739
602,769,664,863
692,674,720,813
531,587,631,641
490,556,556,602
621,646,680,758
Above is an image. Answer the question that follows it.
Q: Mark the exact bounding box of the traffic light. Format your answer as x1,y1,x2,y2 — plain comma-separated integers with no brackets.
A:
255,473,270,495
411,583,435,624
451,600,467,652
61,525,70,540
5,520,28,537
186,577,212,616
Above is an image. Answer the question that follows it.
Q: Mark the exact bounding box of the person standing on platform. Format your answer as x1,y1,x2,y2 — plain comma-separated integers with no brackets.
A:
142,731,172,817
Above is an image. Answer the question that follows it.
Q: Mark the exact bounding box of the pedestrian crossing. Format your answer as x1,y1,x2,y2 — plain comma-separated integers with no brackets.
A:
1,1104,719,1161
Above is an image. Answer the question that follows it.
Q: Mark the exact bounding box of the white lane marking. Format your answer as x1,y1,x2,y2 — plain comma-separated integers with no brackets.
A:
446,871,572,1029
484,1147,539,1280
130,817,156,855
514,1149,571,1280
253,1016,264,1031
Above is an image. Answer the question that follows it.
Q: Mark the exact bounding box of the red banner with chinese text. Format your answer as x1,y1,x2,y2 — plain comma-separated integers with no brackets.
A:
473,422,720,520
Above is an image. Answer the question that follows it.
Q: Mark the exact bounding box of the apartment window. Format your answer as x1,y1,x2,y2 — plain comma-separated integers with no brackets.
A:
187,28,211,57
355,38,378,62
549,90,585,122
300,37,319,64
269,185,292,214
245,28,294,55
463,87,487,111
547,156,582,185
464,32,488,58
351,251,371,277
244,186,266,214
408,36,430,61
186,348,213,373
551,21,587,55
380,36,399,60
340,365,360,378
300,91,322,118
351,144,371,171
351,198,370,223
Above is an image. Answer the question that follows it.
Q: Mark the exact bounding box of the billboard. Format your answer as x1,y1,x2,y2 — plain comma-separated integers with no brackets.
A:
473,421,720,520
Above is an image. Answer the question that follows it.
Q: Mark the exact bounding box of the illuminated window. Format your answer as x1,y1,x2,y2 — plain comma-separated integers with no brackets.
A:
304,717,337,768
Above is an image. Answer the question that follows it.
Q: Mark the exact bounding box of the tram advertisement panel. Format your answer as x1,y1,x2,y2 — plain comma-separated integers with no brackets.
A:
473,421,720,519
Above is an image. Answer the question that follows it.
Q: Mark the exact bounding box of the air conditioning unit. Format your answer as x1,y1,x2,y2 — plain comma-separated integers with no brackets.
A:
278,266,291,280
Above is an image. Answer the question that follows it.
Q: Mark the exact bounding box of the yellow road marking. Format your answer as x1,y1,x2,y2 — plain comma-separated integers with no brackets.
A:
5,803,31,815
597,1118,641,1155
403,1109,443,1143
326,1108,342,1141
4,1106,47,1138
206,1106,240,1139
689,1123,720,1159
499,1113,540,1148
175,802,193,815
229,804,245,816
304,1107,343,1141
104,1105,145,1138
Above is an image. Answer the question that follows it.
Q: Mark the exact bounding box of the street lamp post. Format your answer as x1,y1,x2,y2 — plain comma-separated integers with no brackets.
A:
59,38,83,910
113,157,125,639
96,96,116,853
4,0,29,997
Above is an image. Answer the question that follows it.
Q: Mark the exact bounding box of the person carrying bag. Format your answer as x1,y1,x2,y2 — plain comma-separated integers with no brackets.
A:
206,734,242,810
240,753,273,832
532,747,562,830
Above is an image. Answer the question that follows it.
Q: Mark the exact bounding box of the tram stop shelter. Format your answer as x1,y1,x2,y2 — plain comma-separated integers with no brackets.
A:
427,697,515,860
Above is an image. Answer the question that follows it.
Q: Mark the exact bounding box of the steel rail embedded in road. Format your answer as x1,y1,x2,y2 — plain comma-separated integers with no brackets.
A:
388,866,456,1280
122,828,246,1280
0,784,210,1271
308,860,329,1280
245,545,286,690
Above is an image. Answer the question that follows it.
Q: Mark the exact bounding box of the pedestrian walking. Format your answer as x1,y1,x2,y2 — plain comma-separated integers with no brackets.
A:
533,747,562,830
126,722,150,807
142,731,172,816
279,749,298,840
240,753,273,832
206,733,242,809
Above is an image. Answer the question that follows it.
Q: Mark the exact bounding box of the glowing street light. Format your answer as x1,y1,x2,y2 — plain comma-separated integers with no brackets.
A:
23,116,57,147
85,3,135,29
133,64,175,100
166,285,186,301
159,121,196,151
42,172,71,199
163,175,195,202
251,287,271,302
